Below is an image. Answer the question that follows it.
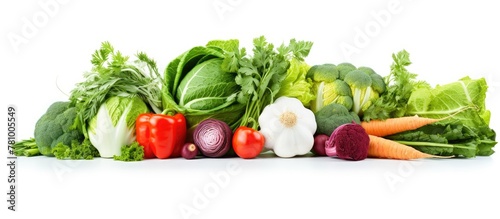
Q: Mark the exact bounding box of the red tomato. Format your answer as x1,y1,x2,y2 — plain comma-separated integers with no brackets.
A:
232,126,265,159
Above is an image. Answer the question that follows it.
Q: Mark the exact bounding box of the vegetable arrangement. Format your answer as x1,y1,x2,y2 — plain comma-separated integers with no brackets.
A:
13,37,497,162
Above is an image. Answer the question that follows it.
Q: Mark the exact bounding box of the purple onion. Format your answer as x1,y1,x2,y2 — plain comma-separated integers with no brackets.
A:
312,134,329,156
181,143,199,159
193,119,232,158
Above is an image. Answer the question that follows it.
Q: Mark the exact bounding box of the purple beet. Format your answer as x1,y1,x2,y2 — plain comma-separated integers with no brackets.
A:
325,122,369,161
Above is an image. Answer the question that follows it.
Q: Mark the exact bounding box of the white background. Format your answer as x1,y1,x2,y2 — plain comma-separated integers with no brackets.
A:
1,0,500,218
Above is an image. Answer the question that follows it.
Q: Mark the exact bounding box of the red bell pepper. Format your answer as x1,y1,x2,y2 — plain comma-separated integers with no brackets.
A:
136,113,187,159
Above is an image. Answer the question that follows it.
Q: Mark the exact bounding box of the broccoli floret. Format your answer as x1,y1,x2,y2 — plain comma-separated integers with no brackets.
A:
311,78,354,112
34,101,84,156
308,64,354,112
308,63,386,116
344,69,383,116
307,64,339,82
314,103,361,135
358,66,386,93
336,63,356,80
344,70,373,114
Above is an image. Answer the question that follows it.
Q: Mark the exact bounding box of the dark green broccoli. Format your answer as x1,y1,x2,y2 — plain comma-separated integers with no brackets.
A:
315,103,361,135
34,101,84,156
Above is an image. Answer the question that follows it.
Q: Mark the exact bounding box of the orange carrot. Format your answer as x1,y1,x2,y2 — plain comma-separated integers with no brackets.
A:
361,115,442,137
367,135,449,160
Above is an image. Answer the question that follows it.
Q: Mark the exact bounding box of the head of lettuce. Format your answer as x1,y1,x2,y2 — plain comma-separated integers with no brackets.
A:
161,39,246,132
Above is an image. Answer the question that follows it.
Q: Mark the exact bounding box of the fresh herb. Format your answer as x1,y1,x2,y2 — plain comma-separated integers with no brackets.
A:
70,42,163,135
113,142,144,162
222,36,313,129
52,139,100,160
362,50,428,121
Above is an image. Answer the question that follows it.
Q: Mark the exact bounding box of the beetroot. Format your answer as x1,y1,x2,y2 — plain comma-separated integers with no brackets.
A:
325,122,369,161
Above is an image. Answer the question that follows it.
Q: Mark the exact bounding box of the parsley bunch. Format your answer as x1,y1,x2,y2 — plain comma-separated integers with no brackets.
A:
222,36,313,130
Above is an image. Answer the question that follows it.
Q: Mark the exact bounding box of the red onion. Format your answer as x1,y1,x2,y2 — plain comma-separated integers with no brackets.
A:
181,143,198,159
312,134,329,156
193,119,232,158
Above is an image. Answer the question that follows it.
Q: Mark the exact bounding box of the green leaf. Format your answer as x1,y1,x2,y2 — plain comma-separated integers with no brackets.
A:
206,39,239,52
176,59,239,110
70,42,164,133
113,142,144,162
387,122,493,158
407,77,489,128
362,50,427,121
172,46,224,96
52,139,99,160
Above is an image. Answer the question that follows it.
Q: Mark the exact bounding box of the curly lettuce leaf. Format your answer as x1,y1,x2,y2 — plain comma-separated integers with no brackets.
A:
113,142,144,162
52,139,100,160
276,58,315,107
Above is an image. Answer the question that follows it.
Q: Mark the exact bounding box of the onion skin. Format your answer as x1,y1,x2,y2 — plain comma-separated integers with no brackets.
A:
181,143,198,159
312,134,329,156
193,119,232,158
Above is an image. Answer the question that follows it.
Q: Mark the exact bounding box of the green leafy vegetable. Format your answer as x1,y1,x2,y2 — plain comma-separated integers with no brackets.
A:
88,96,149,158
70,42,163,136
406,76,490,127
402,76,496,157
386,122,489,158
12,138,40,157
162,39,245,131
362,50,427,121
222,36,313,129
275,58,315,107
52,139,100,160
113,142,144,162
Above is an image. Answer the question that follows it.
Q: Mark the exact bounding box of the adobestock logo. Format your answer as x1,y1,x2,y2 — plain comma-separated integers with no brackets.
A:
384,160,423,192
340,0,411,61
7,0,69,54
213,0,243,21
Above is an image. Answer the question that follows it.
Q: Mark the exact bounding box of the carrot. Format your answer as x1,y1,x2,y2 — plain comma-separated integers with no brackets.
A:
361,115,442,137
367,135,449,160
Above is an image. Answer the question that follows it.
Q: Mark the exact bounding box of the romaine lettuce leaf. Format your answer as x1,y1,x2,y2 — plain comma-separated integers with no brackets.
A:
386,122,480,158
406,76,490,127
403,76,496,157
